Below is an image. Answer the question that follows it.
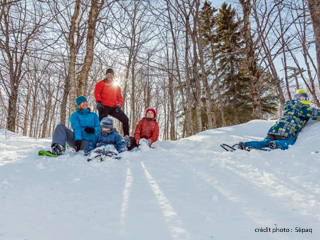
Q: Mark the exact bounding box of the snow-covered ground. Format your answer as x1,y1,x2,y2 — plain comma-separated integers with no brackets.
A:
0,120,319,240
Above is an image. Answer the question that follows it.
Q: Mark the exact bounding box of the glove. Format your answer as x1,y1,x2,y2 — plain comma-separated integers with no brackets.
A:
116,104,121,113
75,140,82,152
96,101,103,111
139,138,150,146
85,127,95,133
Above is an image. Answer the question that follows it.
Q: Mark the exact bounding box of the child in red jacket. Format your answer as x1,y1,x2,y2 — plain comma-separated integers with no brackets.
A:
128,108,159,150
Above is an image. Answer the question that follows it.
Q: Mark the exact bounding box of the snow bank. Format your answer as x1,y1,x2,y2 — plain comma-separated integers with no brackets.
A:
0,120,319,240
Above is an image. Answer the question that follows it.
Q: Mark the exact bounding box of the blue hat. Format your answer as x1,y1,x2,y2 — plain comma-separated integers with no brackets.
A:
76,96,88,106
100,117,113,128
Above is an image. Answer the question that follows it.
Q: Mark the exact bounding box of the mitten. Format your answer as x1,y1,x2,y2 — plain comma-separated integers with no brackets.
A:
85,127,95,133
116,104,121,113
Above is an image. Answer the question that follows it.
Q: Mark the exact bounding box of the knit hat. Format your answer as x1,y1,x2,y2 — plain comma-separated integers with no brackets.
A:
145,108,157,118
294,89,310,105
100,117,113,128
106,68,114,74
76,96,88,106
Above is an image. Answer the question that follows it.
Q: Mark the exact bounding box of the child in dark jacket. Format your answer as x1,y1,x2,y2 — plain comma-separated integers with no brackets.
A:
127,108,159,150
87,117,127,154
238,89,320,150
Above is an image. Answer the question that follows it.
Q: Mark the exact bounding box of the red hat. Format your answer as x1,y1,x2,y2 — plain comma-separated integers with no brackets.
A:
145,107,157,118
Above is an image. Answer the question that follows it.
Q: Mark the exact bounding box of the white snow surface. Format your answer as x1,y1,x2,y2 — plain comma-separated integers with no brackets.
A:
0,120,319,240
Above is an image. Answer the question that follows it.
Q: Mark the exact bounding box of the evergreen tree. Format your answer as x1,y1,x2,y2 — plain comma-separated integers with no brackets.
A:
199,1,217,45
215,3,249,124
198,1,223,129
197,2,278,128
258,67,279,115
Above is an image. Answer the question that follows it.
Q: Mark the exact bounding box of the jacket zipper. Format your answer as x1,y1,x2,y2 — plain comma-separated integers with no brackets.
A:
145,121,150,137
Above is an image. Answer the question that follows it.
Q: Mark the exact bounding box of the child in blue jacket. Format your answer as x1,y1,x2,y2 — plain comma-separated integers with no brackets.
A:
238,89,320,150
87,117,127,154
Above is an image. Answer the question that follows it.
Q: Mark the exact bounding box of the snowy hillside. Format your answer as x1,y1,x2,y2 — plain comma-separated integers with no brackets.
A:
0,120,319,240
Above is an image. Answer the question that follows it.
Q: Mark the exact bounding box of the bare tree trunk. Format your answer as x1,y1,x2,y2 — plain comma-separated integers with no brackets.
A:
130,55,136,134
123,45,134,109
216,83,226,126
29,93,38,137
197,35,215,129
239,0,262,118
168,74,176,140
278,5,291,99
78,0,103,96
60,72,70,125
144,53,152,108
68,0,81,114
166,0,189,136
210,44,226,126
23,81,31,136
7,89,18,132
163,81,168,140
190,0,202,132
49,90,59,136
41,84,53,138
29,68,40,137
35,107,41,139
307,0,320,88
185,15,194,136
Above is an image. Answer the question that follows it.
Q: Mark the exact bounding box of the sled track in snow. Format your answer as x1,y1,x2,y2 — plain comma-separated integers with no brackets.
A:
120,166,133,232
222,159,320,220
140,161,191,240
176,156,320,229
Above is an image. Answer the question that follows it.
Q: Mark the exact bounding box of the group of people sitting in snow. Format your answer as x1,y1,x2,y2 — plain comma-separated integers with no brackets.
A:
50,67,320,155
50,68,159,156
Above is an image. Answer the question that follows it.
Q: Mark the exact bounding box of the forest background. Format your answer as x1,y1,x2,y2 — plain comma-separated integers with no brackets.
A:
1,0,320,140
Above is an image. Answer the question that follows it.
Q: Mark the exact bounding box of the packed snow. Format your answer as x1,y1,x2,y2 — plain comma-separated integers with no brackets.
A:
0,120,319,240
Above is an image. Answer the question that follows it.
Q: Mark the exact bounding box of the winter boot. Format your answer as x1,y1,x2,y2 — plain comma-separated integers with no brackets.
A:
52,143,66,156
238,142,246,150
124,135,131,148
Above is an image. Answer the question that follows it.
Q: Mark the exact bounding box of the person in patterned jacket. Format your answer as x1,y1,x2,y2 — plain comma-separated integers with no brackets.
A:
127,108,159,150
238,89,320,150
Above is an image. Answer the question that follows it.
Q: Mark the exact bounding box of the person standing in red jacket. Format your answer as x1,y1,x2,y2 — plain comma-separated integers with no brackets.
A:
128,107,159,150
94,68,130,143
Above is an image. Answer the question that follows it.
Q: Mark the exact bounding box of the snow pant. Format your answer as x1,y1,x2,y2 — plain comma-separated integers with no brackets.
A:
51,124,89,151
244,135,296,150
98,105,129,136
127,136,139,151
